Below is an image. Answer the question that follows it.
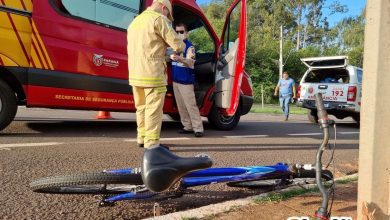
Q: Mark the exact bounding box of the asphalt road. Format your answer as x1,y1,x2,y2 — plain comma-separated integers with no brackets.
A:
0,107,359,220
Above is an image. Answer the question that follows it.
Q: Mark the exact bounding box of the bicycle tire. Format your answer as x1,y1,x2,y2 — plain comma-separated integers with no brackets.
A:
226,170,333,188
30,172,143,194
293,169,333,181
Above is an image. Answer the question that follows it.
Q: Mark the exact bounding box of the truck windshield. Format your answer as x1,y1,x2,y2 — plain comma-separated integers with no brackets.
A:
61,0,141,29
304,69,350,83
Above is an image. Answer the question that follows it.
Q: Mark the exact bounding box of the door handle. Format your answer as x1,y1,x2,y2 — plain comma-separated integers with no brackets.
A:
318,85,328,89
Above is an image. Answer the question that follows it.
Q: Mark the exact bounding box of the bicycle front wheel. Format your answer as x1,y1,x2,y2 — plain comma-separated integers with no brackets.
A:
30,172,143,194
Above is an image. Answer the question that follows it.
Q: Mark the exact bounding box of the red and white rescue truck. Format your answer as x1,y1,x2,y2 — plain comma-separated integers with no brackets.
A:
296,56,362,123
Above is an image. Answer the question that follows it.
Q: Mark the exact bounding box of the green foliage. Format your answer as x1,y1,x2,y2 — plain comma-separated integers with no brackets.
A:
335,175,358,184
250,104,307,114
188,27,215,53
254,187,319,203
181,217,199,220
252,82,277,103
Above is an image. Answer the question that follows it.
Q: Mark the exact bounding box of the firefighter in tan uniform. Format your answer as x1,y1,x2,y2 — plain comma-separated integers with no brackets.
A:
127,0,185,148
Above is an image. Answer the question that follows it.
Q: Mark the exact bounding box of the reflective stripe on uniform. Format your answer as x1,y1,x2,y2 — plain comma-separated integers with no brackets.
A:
144,133,160,141
129,75,165,85
155,86,167,93
137,128,145,136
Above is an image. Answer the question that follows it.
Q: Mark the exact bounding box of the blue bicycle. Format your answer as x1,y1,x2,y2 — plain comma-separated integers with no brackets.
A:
30,161,332,205
30,94,334,219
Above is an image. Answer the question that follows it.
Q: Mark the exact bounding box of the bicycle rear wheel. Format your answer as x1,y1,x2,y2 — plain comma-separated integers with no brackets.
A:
30,172,143,194
227,170,333,188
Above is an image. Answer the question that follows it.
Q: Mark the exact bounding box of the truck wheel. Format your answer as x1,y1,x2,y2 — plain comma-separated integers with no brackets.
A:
352,114,360,124
307,109,318,124
207,105,240,130
167,113,181,122
333,114,346,120
0,80,17,131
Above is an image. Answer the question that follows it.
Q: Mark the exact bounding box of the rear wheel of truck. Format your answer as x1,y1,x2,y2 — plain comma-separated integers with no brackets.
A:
208,105,241,130
352,114,360,124
0,80,17,131
307,109,318,124
167,113,181,122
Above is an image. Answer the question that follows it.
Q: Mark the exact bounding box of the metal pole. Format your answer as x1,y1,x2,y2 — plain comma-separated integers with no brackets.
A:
261,84,264,109
279,25,283,79
357,0,390,219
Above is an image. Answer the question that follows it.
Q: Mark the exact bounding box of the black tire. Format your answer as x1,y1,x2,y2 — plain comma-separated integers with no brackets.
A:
227,170,333,188
333,114,346,120
207,104,241,130
292,169,333,181
30,172,143,194
0,80,17,131
167,113,181,122
307,109,319,124
352,114,360,124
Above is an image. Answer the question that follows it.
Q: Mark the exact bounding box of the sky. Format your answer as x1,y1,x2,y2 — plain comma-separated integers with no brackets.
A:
196,0,366,27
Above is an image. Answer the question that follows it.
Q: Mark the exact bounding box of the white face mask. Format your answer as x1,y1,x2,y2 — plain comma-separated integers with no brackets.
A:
178,33,185,40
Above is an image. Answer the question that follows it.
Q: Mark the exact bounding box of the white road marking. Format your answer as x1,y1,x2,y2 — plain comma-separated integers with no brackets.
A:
168,145,320,151
0,142,63,149
73,141,114,144
0,140,123,149
224,135,269,138
288,133,322,136
338,131,360,134
124,137,190,142
0,131,358,150
160,137,191,141
289,132,359,136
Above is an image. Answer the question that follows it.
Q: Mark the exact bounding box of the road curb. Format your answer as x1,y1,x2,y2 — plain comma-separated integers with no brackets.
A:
145,173,358,220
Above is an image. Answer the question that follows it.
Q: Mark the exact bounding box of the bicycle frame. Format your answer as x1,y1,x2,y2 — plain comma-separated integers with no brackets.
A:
103,163,290,203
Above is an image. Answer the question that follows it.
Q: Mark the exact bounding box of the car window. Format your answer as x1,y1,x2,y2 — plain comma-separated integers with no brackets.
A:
96,1,140,29
61,0,141,29
304,69,350,83
357,69,363,83
222,1,241,53
61,0,96,21
188,24,215,55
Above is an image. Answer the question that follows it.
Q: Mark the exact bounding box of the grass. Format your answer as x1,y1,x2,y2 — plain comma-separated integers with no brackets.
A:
335,175,358,184
254,187,319,203
250,104,307,115
202,206,240,220
254,175,358,204
179,176,359,219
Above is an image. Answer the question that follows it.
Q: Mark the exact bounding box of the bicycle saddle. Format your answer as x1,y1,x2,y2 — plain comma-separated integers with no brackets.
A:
141,145,213,192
